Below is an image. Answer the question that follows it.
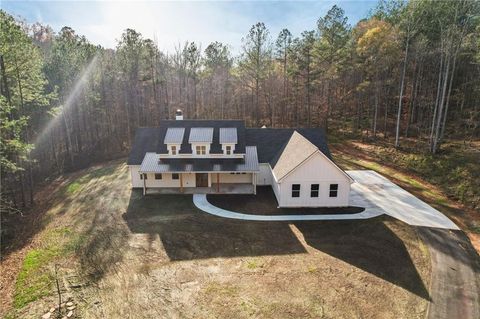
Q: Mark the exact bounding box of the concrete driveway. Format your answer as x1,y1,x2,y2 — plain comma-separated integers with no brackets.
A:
194,170,458,230
347,170,459,230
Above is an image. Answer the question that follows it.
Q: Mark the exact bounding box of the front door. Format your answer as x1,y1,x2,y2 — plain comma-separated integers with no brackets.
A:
196,173,209,187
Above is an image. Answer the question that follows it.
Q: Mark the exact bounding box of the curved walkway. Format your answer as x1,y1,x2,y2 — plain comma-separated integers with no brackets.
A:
193,194,383,221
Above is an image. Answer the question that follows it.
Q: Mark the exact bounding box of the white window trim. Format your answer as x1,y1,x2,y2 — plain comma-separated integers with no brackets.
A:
192,143,210,155
168,144,181,156
222,143,236,155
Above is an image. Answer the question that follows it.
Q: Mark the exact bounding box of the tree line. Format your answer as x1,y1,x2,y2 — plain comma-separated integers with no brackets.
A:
1,0,479,212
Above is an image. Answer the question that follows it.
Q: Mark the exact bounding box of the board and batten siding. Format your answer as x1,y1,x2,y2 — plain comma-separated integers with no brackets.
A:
257,163,273,185
129,166,196,188
130,165,142,188
216,173,253,183
275,152,351,207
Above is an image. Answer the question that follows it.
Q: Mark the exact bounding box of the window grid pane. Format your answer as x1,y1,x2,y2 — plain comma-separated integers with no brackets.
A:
329,184,338,197
172,173,179,180
292,184,300,197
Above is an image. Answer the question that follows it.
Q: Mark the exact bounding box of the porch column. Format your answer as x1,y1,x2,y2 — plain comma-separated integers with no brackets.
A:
180,173,184,193
253,173,257,194
216,173,220,193
143,173,146,195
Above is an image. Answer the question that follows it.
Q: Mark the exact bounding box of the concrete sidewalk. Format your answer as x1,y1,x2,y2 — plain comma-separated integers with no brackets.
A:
193,194,383,221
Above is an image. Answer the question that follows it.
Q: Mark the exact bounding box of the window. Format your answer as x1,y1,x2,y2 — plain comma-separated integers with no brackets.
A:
140,173,147,180
329,184,338,197
171,145,177,155
291,184,300,198
310,184,319,197
155,173,162,180
226,145,232,155
196,145,206,155
172,173,179,180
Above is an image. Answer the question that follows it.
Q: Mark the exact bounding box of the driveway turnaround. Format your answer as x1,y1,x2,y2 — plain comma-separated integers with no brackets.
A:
193,194,383,221
347,170,459,230
194,170,458,229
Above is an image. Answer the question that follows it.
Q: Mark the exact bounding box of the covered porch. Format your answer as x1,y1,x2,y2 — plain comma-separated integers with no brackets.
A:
145,183,255,195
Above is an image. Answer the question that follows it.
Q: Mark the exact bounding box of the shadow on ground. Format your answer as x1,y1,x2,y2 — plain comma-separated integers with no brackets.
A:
295,219,431,300
123,190,307,260
123,189,430,300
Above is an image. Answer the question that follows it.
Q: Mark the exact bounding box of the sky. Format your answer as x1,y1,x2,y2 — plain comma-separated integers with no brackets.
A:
3,0,379,54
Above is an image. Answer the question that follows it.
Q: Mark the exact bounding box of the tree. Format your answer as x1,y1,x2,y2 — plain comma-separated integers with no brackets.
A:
238,22,272,126
0,10,54,208
275,29,292,126
316,5,351,130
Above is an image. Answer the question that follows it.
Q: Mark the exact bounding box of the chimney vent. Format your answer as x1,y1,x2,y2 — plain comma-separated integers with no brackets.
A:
175,109,183,120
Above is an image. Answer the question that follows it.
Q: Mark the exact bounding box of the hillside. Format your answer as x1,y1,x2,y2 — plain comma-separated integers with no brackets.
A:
1,159,434,319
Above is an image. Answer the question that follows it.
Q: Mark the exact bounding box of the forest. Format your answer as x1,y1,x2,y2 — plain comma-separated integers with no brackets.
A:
1,0,479,213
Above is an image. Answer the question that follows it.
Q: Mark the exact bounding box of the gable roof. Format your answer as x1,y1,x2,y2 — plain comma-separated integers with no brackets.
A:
245,128,331,165
271,131,318,181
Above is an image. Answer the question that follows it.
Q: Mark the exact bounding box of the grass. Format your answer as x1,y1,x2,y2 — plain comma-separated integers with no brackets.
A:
13,227,75,308
8,162,128,315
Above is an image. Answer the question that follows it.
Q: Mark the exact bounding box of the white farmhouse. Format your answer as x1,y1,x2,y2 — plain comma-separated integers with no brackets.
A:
127,112,353,207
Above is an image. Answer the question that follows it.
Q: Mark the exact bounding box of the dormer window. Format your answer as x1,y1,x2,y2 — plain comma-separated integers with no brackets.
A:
220,128,237,156
196,145,207,155
168,144,180,155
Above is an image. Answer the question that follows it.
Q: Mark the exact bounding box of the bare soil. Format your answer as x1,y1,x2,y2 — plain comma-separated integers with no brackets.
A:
208,186,364,215
1,160,431,318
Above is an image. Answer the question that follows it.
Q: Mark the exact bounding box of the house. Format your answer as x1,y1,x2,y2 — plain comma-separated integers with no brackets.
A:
127,111,354,207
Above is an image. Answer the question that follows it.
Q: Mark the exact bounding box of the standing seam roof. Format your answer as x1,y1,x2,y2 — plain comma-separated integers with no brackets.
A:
219,128,238,144
189,127,214,143
164,127,185,144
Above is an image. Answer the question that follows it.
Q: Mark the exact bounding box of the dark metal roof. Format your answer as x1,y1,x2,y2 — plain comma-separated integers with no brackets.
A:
127,127,163,165
127,120,247,165
219,128,238,144
140,146,259,172
245,128,332,166
127,121,331,167
164,127,185,144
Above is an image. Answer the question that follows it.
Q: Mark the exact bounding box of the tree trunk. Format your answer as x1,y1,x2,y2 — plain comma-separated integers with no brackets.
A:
395,38,409,148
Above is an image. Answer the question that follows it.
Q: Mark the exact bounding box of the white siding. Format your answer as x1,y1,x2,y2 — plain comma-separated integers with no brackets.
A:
130,165,143,188
277,152,351,207
216,173,252,183
271,179,282,206
144,172,196,188
257,163,273,185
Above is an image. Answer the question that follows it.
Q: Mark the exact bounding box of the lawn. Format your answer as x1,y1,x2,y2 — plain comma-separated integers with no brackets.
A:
1,160,431,319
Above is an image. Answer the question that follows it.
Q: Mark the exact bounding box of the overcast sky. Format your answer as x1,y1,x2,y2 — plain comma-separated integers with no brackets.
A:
3,0,379,54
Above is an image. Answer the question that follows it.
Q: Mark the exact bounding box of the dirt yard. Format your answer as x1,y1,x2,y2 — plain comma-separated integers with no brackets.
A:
1,160,431,318
208,186,364,215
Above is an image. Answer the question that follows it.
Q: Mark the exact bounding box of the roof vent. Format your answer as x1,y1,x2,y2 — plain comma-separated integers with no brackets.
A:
175,109,183,120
